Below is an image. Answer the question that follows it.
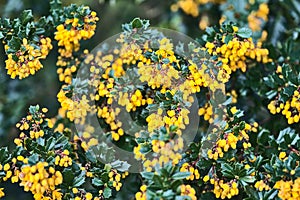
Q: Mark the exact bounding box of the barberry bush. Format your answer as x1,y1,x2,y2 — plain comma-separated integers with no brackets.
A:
0,0,300,200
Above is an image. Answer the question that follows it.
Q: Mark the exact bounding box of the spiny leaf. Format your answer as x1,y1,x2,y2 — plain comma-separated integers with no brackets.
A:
237,27,252,38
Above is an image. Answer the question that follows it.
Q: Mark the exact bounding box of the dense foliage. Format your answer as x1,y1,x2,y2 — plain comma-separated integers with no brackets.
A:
0,0,300,200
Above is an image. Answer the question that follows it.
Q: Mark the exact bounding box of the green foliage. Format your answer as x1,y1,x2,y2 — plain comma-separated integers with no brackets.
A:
1,0,300,200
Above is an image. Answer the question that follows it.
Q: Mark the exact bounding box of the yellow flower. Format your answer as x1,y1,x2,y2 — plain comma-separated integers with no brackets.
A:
85,192,93,200
255,180,270,191
177,0,199,17
18,162,63,198
279,152,286,160
140,185,147,192
274,178,300,199
180,163,200,180
0,188,5,198
203,175,210,182
5,37,52,79
180,184,197,200
3,163,10,171
55,10,98,58
230,106,238,114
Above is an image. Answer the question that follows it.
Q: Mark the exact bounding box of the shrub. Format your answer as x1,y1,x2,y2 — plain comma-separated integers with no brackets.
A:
0,0,300,200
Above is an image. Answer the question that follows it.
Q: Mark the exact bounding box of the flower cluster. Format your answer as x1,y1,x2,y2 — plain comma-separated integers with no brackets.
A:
73,125,99,151
54,8,98,86
97,106,124,141
54,11,98,57
1,163,13,182
118,90,153,112
274,178,300,200
254,180,270,191
268,89,300,124
143,137,184,171
108,170,123,191
171,0,225,17
18,162,63,199
171,0,269,39
57,89,96,125
135,185,147,200
211,179,239,199
147,108,190,133
180,184,197,200
180,163,200,180
15,106,50,142
5,38,52,79
137,43,180,90
198,102,214,123
56,63,78,85
54,150,72,167
205,33,271,83
207,122,254,160
3,3,300,198
247,3,269,32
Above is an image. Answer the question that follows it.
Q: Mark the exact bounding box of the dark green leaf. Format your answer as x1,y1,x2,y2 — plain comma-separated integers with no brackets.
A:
224,34,233,44
73,171,86,187
171,172,191,180
0,147,9,163
132,18,143,29
283,85,295,97
169,125,178,132
153,174,163,187
20,10,33,25
257,129,270,145
110,160,130,172
92,178,104,187
45,137,56,151
162,190,175,198
7,36,21,52
28,153,39,164
63,169,74,185
141,172,154,179
86,150,97,163
103,187,112,198
240,176,255,183
237,27,252,38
